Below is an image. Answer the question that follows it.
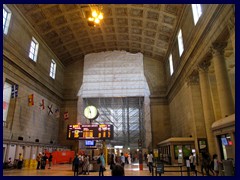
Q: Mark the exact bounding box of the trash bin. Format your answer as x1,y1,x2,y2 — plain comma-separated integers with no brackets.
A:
222,160,234,176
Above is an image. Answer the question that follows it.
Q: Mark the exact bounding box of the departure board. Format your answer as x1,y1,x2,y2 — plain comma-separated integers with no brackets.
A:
67,124,114,140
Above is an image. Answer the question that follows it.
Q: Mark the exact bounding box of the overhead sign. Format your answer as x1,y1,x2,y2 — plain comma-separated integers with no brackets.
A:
67,124,114,140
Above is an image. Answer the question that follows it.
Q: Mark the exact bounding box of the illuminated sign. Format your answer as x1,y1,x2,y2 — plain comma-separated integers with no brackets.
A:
67,124,114,140
85,140,96,146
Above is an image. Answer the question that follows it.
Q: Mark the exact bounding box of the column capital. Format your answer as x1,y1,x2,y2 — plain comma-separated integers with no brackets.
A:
187,70,199,85
228,14,235,33
198,59,211,73
211,42,228,56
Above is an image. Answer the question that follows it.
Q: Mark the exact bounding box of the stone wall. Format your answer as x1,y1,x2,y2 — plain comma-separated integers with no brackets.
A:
3,5,64,146
150,98,170,148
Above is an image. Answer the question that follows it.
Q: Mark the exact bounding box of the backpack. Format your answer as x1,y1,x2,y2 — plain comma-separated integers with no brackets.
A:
97,157,101,164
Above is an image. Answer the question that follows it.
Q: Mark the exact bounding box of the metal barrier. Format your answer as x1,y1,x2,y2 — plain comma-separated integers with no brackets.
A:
152,162,198,176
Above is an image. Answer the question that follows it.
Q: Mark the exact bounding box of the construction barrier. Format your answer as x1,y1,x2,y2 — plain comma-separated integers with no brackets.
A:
23,159,30,168
50,151,75,165
29,159,37,169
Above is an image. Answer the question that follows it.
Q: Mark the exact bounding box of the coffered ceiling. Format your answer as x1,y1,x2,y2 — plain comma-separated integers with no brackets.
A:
16,4,185,66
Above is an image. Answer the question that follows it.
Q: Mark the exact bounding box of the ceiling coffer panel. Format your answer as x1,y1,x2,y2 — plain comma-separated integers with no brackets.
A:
16,4,185,66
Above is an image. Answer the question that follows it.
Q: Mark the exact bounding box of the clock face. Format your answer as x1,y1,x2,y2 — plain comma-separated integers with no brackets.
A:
84,105,99,120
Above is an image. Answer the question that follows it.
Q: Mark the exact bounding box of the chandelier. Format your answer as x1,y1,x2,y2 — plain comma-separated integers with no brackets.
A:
87,5,103,27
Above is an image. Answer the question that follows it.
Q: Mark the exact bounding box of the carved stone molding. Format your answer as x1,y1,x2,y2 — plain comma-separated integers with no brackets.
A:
211,42,228,56
228,14,235,33
198,59,211,73
187,70,199,85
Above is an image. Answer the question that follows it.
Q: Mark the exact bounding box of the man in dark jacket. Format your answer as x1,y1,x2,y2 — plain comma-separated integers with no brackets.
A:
73,155,80,176
110,152,116,170
48,153,53,169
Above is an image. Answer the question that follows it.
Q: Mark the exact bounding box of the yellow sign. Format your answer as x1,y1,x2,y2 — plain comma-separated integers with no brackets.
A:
154,149,158,157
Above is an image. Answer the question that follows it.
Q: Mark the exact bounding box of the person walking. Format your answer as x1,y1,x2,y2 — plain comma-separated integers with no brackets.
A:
189,153,196,175
110,152,116,170
99,152,106,176
128,154,131,164
41,153,48,170
213,154,221,176
73,154,80,176
7,157,13,168
124,152,129,164
144,152,147,164
201,151,211,176
120,152,125,167
78,154,84,174
48,153,53,169
147,152,153,173
17,153,23,169
36,153,42,169
83,155,90,175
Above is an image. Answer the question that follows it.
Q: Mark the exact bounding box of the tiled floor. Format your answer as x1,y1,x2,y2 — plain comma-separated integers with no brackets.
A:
3,162,203,176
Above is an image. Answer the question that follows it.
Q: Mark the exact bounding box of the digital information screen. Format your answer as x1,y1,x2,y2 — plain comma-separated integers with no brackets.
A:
85,140,96,146
67,124,114,140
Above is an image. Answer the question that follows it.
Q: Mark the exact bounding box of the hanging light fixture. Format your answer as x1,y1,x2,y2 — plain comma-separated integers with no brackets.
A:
87,5,103,27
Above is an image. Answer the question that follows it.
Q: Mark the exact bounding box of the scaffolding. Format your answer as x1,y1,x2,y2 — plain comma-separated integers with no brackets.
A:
83,97,145,149
77,51,152,149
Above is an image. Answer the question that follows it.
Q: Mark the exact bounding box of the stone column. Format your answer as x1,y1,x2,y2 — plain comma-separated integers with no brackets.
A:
187,70,208,157
211,42,235,118
227,10,235,55
198,60,216,155
186,71,201,157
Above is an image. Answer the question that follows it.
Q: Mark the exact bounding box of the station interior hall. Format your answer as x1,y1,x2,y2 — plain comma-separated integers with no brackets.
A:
3,4,235,176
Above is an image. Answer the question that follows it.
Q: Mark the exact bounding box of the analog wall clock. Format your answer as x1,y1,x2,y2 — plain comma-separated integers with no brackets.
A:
84,105,99,120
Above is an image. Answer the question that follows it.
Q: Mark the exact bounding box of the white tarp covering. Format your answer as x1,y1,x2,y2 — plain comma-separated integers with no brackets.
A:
77,50,152,148
78,50,150,97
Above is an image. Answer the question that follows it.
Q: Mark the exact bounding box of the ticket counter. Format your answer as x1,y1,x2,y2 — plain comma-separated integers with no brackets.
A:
157,137,195,165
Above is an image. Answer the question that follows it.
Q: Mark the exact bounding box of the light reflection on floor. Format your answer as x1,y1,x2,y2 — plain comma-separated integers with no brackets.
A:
3,162,202,176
